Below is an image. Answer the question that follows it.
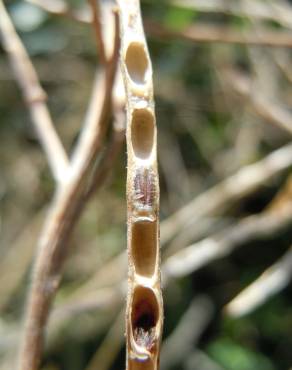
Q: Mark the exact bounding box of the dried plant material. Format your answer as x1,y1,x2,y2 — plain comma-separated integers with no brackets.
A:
4,3,121,370
117,0,163,369
225,245,292,317
145,20,292,48
0,0,68,183
134,327,156,352
161,141,292,245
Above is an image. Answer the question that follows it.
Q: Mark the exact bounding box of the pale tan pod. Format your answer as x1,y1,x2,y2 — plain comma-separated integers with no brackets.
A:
117,1,163,369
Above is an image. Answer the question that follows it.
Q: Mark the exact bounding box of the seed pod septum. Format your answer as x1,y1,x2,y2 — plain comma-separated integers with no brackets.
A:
132,166,157,221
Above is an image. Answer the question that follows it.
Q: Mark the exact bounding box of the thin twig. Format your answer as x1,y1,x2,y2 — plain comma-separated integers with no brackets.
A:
69,3,120,174
225,245,292,317
0,84,125,313
82,36,126,202
0,286,124,355
163,203,292,279
27,0,292,39
164,166,292,279
17,12,120,370
0,115,125,314
26,0,292,49
170,0,292,30
0,0,68,183
226,70,292,136
88,0,106,64
161,142,292,244
145,20,292,48
222,150,292,319
84,117,125,200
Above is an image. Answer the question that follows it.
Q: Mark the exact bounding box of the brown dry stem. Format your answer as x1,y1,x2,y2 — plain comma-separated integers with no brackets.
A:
26,0,292,49
118,1,163,369
225,69,292,136
225,245,292,317
0,0,68,183
145,20,292,48
15,7,120,370
161,141,292,245
171,0,292,30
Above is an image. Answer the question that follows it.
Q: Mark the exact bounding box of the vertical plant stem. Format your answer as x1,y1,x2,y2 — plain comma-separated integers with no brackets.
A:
88,0,106,64
117,1,163,369
17,12,120,370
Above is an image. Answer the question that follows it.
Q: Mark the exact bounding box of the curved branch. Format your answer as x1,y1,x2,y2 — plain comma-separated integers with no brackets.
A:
0,0,68,183
17,11,120,370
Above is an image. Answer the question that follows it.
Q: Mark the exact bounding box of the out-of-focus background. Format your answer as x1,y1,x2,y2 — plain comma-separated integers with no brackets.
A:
1,0,292,369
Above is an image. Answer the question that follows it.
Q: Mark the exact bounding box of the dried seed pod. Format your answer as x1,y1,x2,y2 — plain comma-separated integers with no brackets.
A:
117,0,163,369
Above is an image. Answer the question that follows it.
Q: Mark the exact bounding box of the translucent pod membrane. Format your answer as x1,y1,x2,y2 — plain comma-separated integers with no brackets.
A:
131,220,157,277
129,359,154,370
125,42,149,85
131,109,155,160
131,286,159,355
132,166,157,220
